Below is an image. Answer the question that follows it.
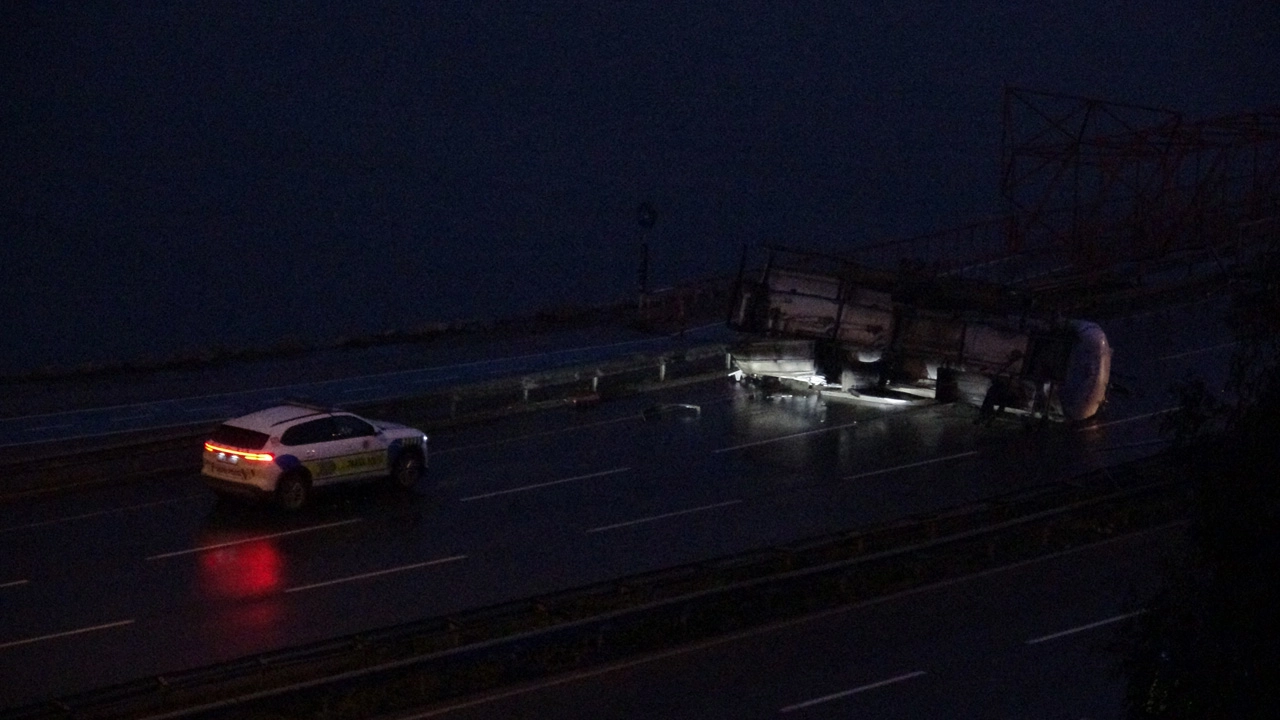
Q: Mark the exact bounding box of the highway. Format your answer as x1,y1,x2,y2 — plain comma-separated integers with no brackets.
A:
0,321,732,449
0,295,1232,710
404,522,1187,719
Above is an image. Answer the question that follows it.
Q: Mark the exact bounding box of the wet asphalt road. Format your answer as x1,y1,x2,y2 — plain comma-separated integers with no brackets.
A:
0,295,1233,708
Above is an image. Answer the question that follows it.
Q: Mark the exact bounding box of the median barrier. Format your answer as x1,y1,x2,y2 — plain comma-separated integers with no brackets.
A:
0,345,732,499
1,452,1190,720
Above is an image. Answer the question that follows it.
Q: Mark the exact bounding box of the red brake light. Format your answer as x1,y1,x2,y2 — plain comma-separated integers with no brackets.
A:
205,442,274,462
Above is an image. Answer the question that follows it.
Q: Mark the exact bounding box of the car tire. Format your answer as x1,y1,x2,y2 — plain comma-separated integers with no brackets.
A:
276,472,310,511
390,450,424,490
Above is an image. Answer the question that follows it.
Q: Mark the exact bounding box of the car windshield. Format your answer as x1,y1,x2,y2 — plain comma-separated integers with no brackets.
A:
208,424,270,450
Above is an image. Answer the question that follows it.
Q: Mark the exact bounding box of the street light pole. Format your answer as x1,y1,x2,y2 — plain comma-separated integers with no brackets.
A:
636,200,657,296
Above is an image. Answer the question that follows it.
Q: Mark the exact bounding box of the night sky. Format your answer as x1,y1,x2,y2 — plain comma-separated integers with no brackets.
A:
3,1,1277,375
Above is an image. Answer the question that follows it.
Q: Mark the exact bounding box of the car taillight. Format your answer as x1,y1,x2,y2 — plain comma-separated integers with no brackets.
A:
204,442,274,462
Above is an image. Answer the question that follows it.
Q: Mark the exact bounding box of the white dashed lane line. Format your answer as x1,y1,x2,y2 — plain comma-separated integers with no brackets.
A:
1159,340,1237,361
0,495,207,534
460,468,632,501
0,619,135,651
145,518,364,560
843,451,979,481
586,499,743,534
1025,610,1148,645
779,671,929,713
181,404,239,415
438,415,640,454
285,555,467,593
23,423,75,433
714,421,860,454
1084,407,1178,430
412,375,461,385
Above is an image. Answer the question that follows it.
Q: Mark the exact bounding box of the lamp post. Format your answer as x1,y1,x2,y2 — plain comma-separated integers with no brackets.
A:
636,200,657,295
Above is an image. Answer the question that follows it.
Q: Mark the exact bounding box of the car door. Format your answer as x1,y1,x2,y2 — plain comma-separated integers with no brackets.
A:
281,417,343,486
327,414,386,481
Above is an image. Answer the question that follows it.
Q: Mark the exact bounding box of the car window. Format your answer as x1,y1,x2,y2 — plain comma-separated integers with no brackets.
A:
280,417,337,446
333,415,376,439
208,424,270,450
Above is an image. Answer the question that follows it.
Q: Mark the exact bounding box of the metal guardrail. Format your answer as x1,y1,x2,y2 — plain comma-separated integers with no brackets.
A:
0,345,733,500
1,452,1189,720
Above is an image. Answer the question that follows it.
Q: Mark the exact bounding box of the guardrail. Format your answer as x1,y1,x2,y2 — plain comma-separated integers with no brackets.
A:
2,451,1189,720
0,345,733,500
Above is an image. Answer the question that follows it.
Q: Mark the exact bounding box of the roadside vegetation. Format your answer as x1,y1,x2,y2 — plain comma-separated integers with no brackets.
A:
1122,248,1280,718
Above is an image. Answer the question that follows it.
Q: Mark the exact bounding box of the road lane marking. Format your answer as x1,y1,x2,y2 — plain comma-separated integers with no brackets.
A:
843,451,979,481
1099,439,1169,452
285,555,467,593
1025,609,1148,645
0,619,135,651
1085,407,1178,430
0,495,207,534
1117,294,1222,320
399,521,1188,719
714,421,860,453
2,328,721,429
460,468,632,501
146,518,364,560
587,499,743,534
438,415,641,454
440,395,733,455
0,418,268,450
364,331,712,379
1159,340,1237,360
779,670,928,713
677,321,723,336
181,404,238,415
413,375,461,385
109,413,153,423
341,386,384,395
23,423,75,433
8,400,162,422
1,579,29,589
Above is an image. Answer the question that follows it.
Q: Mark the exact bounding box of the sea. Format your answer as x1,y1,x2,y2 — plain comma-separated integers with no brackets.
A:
3,0,1277,375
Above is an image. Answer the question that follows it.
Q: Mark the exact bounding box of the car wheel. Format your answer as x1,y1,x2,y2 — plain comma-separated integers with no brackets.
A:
390,450,424,490
276,472,310,511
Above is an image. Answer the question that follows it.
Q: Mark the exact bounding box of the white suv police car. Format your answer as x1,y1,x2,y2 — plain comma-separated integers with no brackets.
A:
201,403,428,510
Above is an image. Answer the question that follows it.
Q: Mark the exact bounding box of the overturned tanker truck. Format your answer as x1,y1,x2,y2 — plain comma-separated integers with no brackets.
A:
728,248,1111,422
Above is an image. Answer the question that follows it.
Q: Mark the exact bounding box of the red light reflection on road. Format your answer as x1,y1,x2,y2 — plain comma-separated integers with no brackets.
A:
199,541,283,599
197,540,286,646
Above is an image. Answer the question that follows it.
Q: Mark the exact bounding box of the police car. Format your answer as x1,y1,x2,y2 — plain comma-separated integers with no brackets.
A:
201,403,428,510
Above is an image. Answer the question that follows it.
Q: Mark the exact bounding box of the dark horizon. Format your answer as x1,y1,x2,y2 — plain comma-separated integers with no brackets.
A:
4,1,1278,374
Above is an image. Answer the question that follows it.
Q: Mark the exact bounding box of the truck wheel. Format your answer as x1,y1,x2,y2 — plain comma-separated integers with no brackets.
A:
276,472,310,511
390,450,424,490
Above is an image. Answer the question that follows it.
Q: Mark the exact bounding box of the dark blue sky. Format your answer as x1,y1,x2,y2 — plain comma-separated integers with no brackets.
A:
3,1,1277,374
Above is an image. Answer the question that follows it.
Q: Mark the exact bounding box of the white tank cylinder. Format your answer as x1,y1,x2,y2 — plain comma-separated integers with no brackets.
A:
1059,321,1111,420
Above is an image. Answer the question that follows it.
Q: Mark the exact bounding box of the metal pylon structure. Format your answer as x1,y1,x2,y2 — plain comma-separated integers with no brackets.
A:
999,87,1280,272
848,89,1280,291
